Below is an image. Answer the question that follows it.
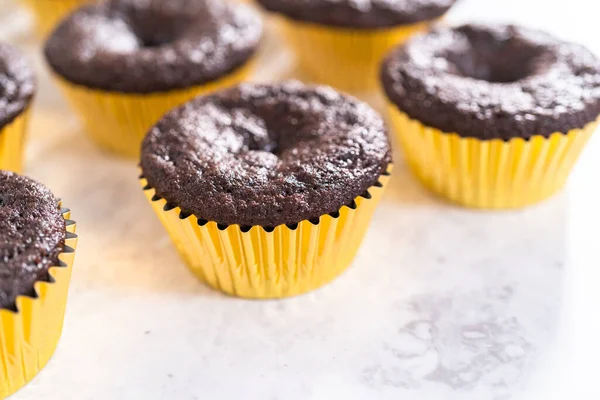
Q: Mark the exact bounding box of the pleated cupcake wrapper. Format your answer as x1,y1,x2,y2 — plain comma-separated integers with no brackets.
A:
20,0,86,37
0,208,77,399
140,166,391,298
280,17,437,94
0,111,29,174
54,61,255,159
388,106,599,209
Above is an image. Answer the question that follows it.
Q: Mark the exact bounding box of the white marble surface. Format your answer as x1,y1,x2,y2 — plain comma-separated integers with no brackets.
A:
2,0,600,398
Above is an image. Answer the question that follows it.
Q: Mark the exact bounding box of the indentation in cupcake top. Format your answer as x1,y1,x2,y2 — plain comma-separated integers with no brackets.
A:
437,27,553,83
381,24,600,140
141,81,392,227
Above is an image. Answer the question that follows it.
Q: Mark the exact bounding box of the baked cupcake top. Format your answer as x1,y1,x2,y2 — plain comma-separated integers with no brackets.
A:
44,0,262,93
381,24,600,140
0,43,35,129
256,0,456,29
0,171,66,310
141,81,392,227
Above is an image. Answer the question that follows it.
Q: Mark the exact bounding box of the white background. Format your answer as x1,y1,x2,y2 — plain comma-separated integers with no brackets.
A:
2,0,600,399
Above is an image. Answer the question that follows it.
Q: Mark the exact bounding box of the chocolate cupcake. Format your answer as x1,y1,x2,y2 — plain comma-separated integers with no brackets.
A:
0,171,78,398
0,43,35,173
382,24,600,208
140,81,392,298
44,0,263,158
20,0,89,36
256,0,456,93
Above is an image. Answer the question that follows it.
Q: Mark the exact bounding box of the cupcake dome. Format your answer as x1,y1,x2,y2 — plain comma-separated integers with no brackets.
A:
141,81,392,227
381,24,600,140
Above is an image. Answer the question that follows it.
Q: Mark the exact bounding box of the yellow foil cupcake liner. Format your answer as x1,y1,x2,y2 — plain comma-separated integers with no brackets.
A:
0,112,30,173
388,106,599,208
20,0,86,37
281,18,436,93
55,61,255,158
0,208,77,399
140,167,391,298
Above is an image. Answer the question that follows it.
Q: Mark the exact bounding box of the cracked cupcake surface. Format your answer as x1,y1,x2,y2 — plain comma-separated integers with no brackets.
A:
0,171,65,310
381,24,600,140
141,81,392,227
44,0,263,93
256,0,456,29
0,43,35,128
